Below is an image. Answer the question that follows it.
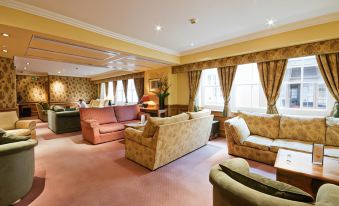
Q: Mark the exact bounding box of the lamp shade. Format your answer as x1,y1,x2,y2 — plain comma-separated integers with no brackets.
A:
140,95,150,103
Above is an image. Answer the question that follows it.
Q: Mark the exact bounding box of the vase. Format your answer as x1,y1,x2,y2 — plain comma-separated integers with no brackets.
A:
159,94,165,110
333,102,339,118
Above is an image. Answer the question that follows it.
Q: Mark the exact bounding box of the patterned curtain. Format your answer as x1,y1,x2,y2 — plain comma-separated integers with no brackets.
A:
188,70,202,112
257,59,287,114
113,81,117,104
218,66,237,117
122,80,128,103
105,82,109,98
316,53,339,114
134,78,144,102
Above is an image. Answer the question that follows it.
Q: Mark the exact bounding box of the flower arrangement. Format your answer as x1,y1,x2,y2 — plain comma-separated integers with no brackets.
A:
151,76,171,109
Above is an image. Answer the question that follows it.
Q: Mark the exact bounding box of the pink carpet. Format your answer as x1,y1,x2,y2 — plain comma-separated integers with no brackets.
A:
17,122,275,206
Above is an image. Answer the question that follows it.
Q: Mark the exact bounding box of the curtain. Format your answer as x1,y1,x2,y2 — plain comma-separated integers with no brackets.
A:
105,82,109,98
188,70,202,112
97,83,101,99
134,78,144,102
257,59,287,114
218,66,237,117
122,80,128,103
316,53,339,114
113,81,117,104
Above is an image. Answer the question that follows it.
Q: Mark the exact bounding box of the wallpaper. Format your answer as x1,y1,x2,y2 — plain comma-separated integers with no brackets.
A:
49,75,97,102
0,57,16,109
16,75,49,102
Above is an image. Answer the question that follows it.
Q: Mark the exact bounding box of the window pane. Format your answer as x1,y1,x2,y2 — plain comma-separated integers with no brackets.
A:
106,82,114,100
100,83,106,99
127,79,138,103
302,83,314,108
116,80,125,104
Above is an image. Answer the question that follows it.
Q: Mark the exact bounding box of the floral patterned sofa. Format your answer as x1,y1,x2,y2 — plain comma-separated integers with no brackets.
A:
224,112,339,165
125,110,214,170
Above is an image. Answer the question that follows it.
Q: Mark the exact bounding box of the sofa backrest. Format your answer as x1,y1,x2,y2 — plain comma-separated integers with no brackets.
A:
238,112,280,139
0,111,18,130
279,115,326,144
325,117,339,147
79,107,117,124
114,105,140,122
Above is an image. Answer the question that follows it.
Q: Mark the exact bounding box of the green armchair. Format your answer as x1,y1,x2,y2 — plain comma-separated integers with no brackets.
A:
0,137,38,205
35,102,49,122
48,110,80,134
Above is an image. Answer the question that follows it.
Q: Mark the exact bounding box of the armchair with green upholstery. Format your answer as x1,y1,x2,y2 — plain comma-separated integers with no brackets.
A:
0,111,36,139
0,131,38,205
35,102,49,122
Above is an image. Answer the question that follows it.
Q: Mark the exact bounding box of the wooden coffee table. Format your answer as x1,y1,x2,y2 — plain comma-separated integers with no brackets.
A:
274,149,339,197
125,122,147,129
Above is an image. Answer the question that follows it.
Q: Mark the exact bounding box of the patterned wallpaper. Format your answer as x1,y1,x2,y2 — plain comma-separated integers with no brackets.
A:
0,57,16,109
16,75,49,102
49,75,97,102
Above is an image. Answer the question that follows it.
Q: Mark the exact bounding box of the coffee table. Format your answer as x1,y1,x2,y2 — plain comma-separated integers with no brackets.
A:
125,122,147,129
274,149,339,197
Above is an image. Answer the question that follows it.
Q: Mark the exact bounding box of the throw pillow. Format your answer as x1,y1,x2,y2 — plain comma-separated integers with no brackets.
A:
187,109,211,119
219,163,314,202
226,117,250,144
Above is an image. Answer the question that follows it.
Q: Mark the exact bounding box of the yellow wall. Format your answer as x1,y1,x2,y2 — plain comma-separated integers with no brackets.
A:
181,20,339,64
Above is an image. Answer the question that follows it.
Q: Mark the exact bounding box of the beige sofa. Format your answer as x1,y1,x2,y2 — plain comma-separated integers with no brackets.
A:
125,111,214,170
224,112,339,165
0,111,36,139
89,99,110,108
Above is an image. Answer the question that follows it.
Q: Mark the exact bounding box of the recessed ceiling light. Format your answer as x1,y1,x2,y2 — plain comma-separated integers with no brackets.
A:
189,18,197,24
57,71,61,74
190,43,195,47
2,49,7,53
24,67,27,70
1,33,9,37
266,18,275,27
155,25,162,31
26,62,30,65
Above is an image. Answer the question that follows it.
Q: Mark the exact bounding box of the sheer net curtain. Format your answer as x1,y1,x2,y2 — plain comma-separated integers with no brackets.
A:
115,80,126,105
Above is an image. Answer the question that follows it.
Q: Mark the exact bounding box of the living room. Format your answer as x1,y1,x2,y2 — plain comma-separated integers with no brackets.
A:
0,0,339,206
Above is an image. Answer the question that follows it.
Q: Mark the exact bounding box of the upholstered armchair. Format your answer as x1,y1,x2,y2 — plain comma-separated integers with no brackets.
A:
0,111,36,139
35,102,49,122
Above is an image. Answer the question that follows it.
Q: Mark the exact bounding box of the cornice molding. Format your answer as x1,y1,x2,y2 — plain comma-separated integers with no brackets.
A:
0,0,179,55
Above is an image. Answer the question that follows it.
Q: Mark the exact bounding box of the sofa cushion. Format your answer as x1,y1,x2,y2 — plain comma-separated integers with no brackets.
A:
270,139,313,153
324,146,339,158
0,111,18,130
0,132,30,145
6,129,31,136
226,117,250,145
239,112,280,139
114,105,139,122
325,117,339,147
142,113,189,138
219,160,314,202
187,109,211,119
279,115,326,143
119,120,141,125
80,107,117,124
99,123,125,134
243,135,273,151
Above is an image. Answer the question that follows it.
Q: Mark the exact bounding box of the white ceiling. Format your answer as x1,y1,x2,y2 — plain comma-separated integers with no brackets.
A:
14,56,117,77
8,0,339,54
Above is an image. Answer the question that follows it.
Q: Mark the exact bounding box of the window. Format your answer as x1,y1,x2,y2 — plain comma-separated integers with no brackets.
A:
127,79,138,103
100,83,106,99
115,80,126,104
230,63,267,112
106,82,114,100
196,68,224,110
277,56,332,114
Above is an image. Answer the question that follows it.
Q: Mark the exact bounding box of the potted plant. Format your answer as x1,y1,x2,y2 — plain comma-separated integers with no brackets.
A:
151,76,171,110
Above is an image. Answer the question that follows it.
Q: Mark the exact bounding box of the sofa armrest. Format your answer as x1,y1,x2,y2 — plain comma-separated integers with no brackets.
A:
125,128,155,148
81,119,99,128
15,120,36,130
316,184,339,206
0,139,38,156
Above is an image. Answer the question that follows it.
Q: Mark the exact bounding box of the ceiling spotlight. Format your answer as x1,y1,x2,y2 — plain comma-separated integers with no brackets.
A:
75,67,79,70
2,49,7,53
57,71,61,74
24,67,27,70
189,18,197,24
155,25,162,31
26,62,30,65
109,61,114,63
1,33,9,37
190,43,195,47
266,18,275,27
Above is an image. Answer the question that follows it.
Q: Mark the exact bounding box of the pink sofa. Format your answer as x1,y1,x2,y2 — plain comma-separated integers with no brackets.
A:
79,105,143,144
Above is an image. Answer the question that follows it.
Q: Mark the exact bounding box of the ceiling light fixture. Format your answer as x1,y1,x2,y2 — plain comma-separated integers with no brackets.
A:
24,67,27,70
190,43,195,47
266,18,275,27
57,71,61,74
26,62,30,65
189,18,197,24
1,33,9,37
155,25,162,31
2,49,7,53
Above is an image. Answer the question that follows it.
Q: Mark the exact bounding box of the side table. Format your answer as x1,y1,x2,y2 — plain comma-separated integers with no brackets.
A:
209,120,220,140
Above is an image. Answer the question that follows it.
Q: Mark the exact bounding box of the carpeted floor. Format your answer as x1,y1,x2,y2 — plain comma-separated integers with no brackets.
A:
17,122,275,206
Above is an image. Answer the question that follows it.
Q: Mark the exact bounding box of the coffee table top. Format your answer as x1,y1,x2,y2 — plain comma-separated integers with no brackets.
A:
125,122,147,128
274,149,339,184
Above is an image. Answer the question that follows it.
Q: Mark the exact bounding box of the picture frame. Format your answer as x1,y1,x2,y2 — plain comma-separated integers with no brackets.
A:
149,78,160,92
312,143,324,165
